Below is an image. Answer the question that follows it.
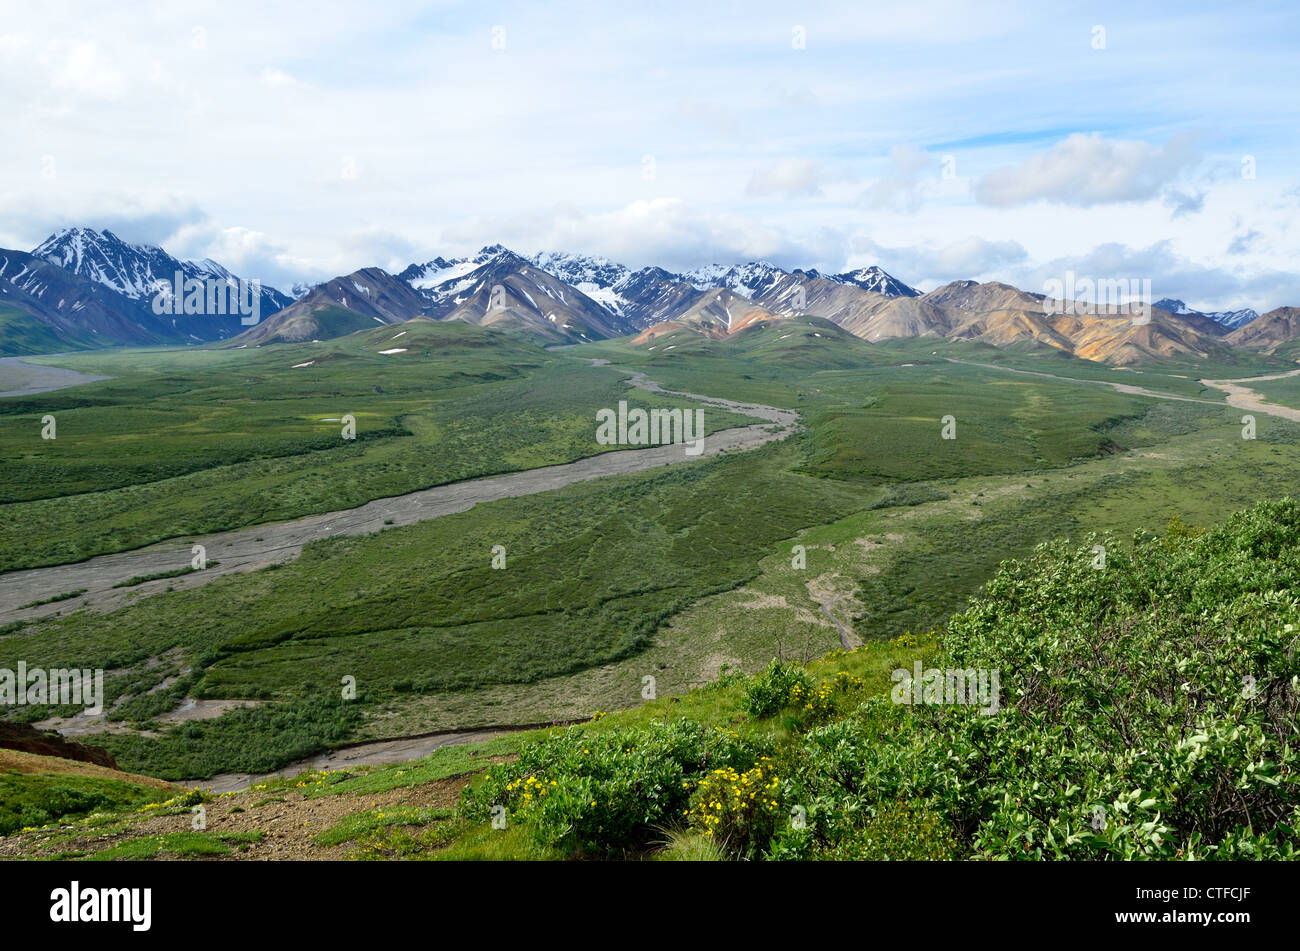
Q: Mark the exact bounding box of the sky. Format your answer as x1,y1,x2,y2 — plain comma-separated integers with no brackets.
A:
2,0,1298,311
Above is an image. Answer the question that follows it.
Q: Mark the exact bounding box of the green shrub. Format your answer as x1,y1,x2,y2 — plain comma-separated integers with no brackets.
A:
0,772,165,835
742,661,812,720
814,801,962,860
686,758,785,858
781,498,1300,860
460,719,765,856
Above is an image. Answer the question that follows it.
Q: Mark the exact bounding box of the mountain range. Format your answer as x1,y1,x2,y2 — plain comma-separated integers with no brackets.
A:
1,228,292,352
2,227,1296,366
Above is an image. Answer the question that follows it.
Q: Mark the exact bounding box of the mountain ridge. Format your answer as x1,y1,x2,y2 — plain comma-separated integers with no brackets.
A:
5,228,1299,365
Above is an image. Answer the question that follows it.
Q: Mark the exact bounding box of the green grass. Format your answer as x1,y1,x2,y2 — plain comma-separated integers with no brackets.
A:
0,321,750,570
18,589,86,609
313,806,455,848
1245,373,1300,411
251,735,529,800
88,830,263,860
9,495,1297,861
0,304,96,356
435,499,1300,860
7,323,1300,787
0,769,169,836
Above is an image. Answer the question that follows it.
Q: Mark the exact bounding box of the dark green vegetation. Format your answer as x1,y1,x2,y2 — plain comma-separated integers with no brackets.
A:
0,304,97,357
0,321,747,571
457,500,1300,860
5,319,1300,788
7,499,1295,860
99,696,360,780
18,589,85,609
0,768,167,836
112,563,215,587
442,499,1300,859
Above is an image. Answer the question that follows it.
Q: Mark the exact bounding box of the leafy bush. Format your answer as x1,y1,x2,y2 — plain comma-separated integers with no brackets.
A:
686,758,784,858
782,498,1300,859
460,719,765,855
0,772,165,835
98,693,360,780
742,661,812,719
816,801,962,860
788,671,865,726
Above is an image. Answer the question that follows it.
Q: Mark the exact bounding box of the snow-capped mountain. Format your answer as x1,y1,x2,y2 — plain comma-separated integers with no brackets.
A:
523,252,703,328
1,229,295,354
1154,298,1259,330
682,261,794,299
1225,306,1300,351
389,245,635,342
9,229,1298,364
831,265,920,298
528,251,629,292
34,228,292,320
522,254,921,329
399,245,518,302
0,249,183,353
680,261,918,300
526,251,633,319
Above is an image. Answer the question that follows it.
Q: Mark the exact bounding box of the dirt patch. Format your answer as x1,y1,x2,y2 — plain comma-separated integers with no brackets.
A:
155,698,263,726
1,771,480,861
805,572,863,650
0,356,111,398
33,711,157,737
1201,368,1300,423
697,651,745,681
733,589,827,626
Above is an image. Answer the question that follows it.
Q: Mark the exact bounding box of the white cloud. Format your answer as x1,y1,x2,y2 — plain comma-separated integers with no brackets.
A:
0,191,206,250
746,159,824,198
1021,241,1300,314
53,41,124,99
860,145,937,213
0,2,1295,312
440,197,847,274
975,134,1201,207
259,67,309,90
1163,188,1206,218
847,235,1028,287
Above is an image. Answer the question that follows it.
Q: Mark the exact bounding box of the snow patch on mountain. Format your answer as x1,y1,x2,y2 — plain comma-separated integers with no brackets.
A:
1155,298,1259,329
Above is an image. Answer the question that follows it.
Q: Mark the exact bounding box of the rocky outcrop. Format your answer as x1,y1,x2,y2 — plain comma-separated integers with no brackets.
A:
0,721,118,769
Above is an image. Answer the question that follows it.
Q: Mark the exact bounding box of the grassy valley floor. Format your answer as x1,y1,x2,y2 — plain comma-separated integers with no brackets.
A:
2,323,1299,788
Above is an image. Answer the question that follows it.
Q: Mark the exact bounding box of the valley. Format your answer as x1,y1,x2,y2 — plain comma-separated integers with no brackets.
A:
3,231,1299,865
4,317,1299,792
0,356,111,399
0,356,791,625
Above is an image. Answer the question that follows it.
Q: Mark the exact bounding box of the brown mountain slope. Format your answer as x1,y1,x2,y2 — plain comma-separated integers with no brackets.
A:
1225,306,1300,351
441,262,628,342
631,289,782,343
234,267,426,344
634,275,1236,365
